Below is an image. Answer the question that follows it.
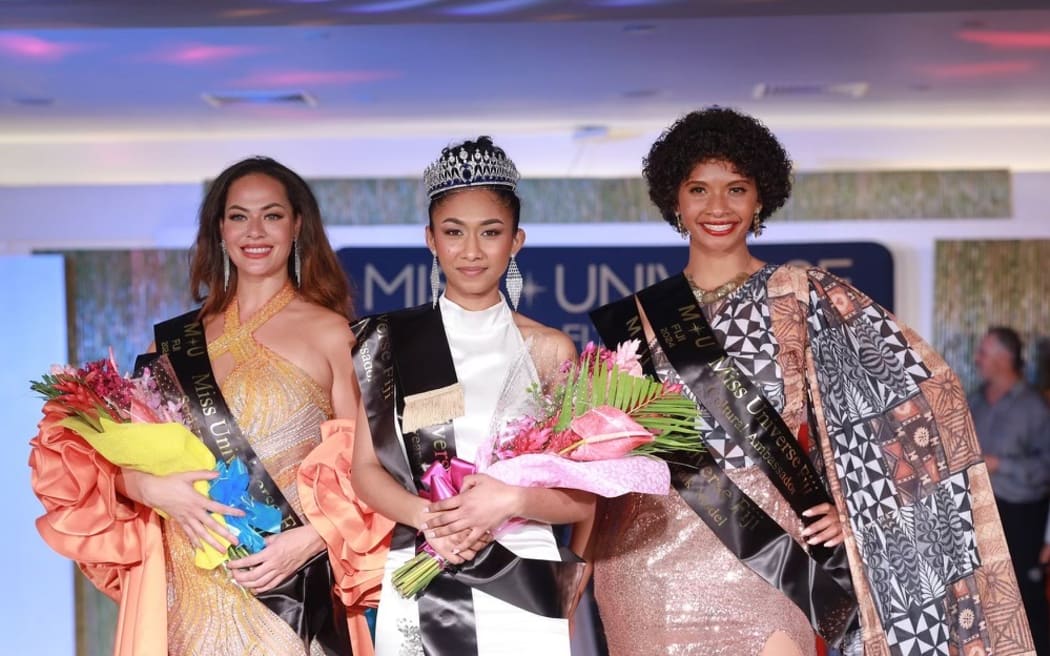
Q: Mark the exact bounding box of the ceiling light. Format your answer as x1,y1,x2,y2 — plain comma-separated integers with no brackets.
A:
13,97,55,107
346,0,440,12
444,0,545,17
752,82,868,100
592,0,676,6
622,89,660,99
202,91,317,107
623,23,656,35
573,125,610,140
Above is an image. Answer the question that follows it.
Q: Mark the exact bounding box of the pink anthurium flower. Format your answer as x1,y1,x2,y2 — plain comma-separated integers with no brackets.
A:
564,406,654,461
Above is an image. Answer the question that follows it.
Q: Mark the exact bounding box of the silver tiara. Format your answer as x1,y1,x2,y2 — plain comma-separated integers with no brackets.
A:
423,143,520,199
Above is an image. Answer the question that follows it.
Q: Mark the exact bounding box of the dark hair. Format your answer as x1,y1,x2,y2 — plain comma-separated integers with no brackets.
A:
643,106,792,233
987,326,1024,373
427,136,522,231
189,156,352,320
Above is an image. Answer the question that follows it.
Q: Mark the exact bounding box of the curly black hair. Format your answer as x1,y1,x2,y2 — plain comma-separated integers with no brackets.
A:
643,107,792,233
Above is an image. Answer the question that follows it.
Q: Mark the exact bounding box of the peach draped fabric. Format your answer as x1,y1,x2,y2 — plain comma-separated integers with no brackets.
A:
29,399,169,656
30,287,392,654
298,418,393,656
30,411,395,656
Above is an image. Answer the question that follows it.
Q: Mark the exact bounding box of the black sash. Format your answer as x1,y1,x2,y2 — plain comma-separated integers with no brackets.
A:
353,305,584,656
136,310,351,656
590,277,857,645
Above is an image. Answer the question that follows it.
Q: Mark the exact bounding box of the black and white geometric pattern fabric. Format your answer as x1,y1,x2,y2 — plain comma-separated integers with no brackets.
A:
832,421,900,526
861,306,932,384
805,272,981,656
857,472,978,655
654,266,784,470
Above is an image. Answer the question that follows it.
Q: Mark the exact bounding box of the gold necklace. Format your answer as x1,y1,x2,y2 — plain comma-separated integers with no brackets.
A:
684,270,751,304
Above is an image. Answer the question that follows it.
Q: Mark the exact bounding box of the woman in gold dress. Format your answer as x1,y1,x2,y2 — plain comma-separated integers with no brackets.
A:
586,108,1033,655
30,157,361,655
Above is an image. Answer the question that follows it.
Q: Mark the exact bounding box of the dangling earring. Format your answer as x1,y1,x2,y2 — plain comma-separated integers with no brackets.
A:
506,254,523,311
221,240,230,292
673,211,688,239
293,239,302,288
750,210,764,237
430,253,441,308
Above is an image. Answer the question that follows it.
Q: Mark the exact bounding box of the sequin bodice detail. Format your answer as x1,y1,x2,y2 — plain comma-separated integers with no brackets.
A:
207,284,332,517
164,284,330,656
210,284,333,422
592,265,815,656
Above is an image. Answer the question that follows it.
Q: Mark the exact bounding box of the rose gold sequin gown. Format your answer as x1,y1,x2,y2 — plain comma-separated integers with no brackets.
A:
163,285,331,655
592,266,817,656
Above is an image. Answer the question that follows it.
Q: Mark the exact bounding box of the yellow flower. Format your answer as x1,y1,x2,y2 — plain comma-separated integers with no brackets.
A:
60,416,230,569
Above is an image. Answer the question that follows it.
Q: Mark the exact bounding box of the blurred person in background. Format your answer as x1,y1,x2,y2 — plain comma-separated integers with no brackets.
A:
970,326,1050,654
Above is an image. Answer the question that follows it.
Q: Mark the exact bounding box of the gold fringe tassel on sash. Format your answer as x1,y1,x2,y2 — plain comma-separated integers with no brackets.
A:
401,383,466,433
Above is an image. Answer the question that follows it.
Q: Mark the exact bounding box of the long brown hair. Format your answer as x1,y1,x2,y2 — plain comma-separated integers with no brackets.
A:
189,156,352,320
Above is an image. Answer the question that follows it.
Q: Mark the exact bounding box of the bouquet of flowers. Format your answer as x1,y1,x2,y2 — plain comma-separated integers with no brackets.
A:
392,339,701,598
30,352,280,569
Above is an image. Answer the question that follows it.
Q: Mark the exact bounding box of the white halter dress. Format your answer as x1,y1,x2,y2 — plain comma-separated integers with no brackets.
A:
373,295,570,656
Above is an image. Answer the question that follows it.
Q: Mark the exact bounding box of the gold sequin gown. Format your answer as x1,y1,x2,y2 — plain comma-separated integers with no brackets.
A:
163,285,331,655
591,266,816,656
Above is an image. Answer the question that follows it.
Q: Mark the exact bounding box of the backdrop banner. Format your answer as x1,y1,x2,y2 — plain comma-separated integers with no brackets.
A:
338,242,894,348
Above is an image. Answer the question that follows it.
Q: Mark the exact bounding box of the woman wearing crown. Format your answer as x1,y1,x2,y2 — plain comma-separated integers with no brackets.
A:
344,137,594,656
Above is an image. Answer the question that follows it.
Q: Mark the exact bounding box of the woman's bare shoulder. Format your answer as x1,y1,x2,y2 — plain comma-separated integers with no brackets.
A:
514,314,576,360
288,299,355,347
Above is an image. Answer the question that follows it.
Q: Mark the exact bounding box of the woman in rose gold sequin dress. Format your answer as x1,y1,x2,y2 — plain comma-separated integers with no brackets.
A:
30,157,367,655
582,108,843,656
584,108,1033,656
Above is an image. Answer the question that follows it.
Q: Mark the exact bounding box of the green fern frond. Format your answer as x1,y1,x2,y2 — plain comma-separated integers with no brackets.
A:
547,355,705,460
627,387,703,456
573,357,591,418
613,370,627,408
593,361,608,406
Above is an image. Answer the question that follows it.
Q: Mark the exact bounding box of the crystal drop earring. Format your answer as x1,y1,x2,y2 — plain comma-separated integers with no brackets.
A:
506,254,523,311
430,253,441,308
293,239,302,288
221,240,230,292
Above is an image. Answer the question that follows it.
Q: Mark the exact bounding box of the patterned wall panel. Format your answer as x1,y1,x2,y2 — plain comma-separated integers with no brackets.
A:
64,249,193,656
66,249,194,369
781,170,1011,221
293,170,1010,225
310,178,428,226
933,240,1050,395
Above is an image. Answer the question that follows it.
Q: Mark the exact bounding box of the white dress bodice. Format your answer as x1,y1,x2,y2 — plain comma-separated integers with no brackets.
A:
373,295,569,656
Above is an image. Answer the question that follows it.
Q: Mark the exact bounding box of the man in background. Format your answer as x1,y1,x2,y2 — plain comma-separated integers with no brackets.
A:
970,326,1050,653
